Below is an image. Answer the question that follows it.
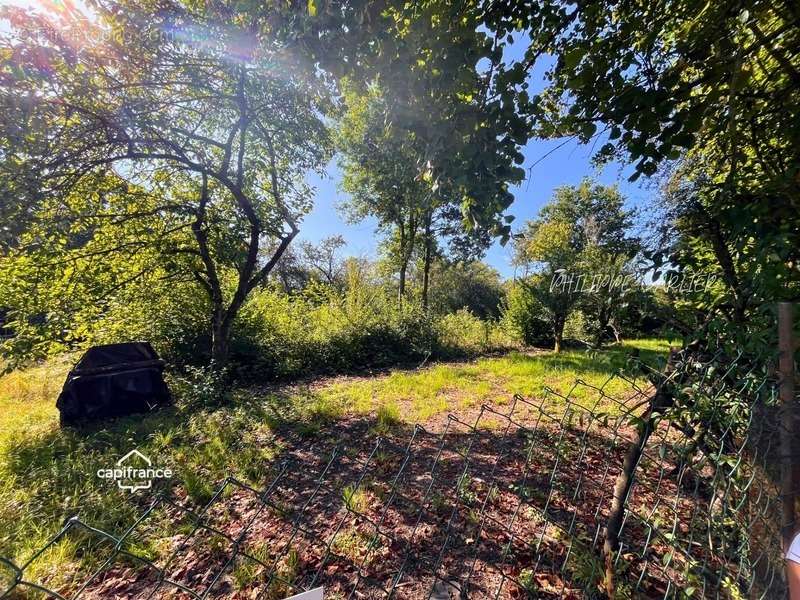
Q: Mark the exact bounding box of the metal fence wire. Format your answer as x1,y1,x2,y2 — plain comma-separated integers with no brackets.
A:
0,353,788,599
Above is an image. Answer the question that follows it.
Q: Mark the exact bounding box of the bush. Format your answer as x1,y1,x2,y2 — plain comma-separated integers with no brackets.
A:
436,309,515,357
219,274,511,381
1,253,516,381
0,264,212,371
220,274,522,382
563,310,588,343
429,261,505,319
167,363,229,408
501,283,553,347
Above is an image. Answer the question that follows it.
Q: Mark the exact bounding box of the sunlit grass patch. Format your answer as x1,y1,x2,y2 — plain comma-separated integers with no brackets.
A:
331,527,379,564
0,356,72,448
317,362,505,421
373,402,401,435
342,484,370,513
313,339,670,421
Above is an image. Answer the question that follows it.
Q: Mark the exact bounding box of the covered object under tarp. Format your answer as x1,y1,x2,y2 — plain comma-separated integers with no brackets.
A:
56,342,171,426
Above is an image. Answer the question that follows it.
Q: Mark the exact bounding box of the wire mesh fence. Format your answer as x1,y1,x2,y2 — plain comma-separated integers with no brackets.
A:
0,354,788,599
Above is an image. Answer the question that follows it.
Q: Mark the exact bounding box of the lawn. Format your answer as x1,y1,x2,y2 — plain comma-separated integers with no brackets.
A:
315,338,671,421
0,339,670,596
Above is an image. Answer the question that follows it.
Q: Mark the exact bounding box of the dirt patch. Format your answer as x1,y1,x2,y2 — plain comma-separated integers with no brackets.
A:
61,388,729,600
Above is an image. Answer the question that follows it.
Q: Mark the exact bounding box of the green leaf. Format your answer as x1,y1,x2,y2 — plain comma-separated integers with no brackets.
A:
564,47,585,70
580,122,597,138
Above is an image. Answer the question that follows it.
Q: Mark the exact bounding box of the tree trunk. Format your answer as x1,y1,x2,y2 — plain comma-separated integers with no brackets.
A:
193,174,232,371
397,216,407,304
554,322,563,353
398,262,407,304
595,303,610,348
211,320,230,368
397,210,417,306
603,352,676,596
695,203,747,323
609,321,621,344
422,212,433,310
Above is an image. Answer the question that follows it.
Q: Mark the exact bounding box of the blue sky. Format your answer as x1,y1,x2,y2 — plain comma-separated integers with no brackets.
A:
299,139,649,279
297,38,652,279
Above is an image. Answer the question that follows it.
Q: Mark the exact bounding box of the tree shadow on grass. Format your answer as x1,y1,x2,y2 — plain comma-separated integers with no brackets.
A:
0,341,675,596
12,397,712,599
3,383,744,600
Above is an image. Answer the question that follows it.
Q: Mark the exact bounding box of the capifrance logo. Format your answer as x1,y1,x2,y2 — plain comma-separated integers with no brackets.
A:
97,449,173,492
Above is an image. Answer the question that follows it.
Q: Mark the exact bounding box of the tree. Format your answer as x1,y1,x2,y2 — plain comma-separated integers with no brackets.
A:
513,181,638,351
477,4,797,593
549,181,640,346
579,250,639,346
337,74,520,307
0,0,332,367
484,0,799,182
299,235,347,289
317,0,528,242
502,278,554,347
481,0,799,343
428,260,505,319
337,86,429,303
327,0,528,310
651,158,799,337
269,245,310,295
513,219,580,352
0,173,211,366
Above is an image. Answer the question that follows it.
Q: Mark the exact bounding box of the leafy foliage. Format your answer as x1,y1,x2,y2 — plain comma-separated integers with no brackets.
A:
428,260,505,320
486,0,800,181
501,280,553,347
217,262,515,381
482,0,799,354
511,180,640,350
0,0,334,367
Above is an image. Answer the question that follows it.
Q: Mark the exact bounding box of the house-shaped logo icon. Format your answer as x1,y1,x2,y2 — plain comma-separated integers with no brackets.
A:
117,449,153,492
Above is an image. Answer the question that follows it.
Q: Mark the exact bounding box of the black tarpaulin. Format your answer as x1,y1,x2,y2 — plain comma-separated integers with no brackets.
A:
57,342,171,426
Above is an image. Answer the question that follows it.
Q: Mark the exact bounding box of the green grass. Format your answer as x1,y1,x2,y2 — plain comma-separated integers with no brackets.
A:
0,338,670,593
0,367,283,591
342,484,370,513
313,338,672,421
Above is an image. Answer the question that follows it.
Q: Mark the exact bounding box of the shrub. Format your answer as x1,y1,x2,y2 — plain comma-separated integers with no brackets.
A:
221,283,516,380
437,309,515,356
501,283,553,347
168,363,229,408
0,265,211,371
563,310,588,343
226,282,451,381
2,254,516,381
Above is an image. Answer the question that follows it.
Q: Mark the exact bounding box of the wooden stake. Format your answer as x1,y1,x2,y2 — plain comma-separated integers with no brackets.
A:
779,302,797,551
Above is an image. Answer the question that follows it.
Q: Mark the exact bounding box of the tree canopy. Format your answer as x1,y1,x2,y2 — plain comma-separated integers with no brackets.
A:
0,0,528,366
512,180,639,350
